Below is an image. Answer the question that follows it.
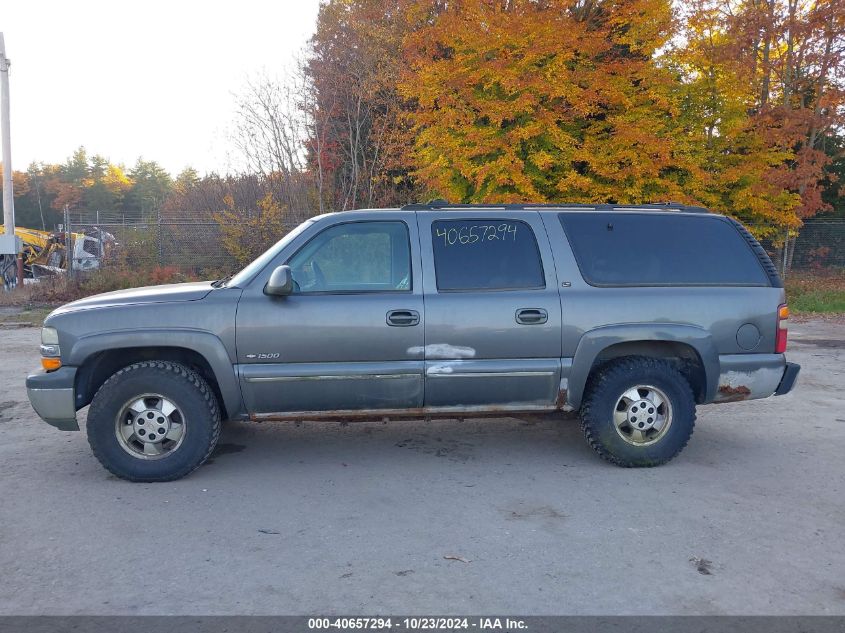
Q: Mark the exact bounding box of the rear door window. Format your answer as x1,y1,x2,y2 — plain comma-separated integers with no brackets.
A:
558,213,770,286
431,219,545,291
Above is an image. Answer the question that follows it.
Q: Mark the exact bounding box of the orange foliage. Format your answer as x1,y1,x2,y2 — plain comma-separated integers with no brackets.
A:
400,0,697,204
395,0,845,237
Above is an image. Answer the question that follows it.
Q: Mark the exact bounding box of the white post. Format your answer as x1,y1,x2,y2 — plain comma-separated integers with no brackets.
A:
0,32,16,246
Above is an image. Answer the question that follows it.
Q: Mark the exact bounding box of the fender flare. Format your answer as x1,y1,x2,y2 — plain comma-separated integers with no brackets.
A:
68,328,244,419
565,323,720,409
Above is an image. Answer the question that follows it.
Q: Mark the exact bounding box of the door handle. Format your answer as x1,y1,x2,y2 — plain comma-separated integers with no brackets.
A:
515,308,548,325
386,309,420,327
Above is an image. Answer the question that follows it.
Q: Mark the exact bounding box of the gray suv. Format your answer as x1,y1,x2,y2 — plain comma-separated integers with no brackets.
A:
26,202,800,481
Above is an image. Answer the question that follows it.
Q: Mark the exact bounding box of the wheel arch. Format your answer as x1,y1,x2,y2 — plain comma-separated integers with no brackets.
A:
566,324,719,409
69,330,243,420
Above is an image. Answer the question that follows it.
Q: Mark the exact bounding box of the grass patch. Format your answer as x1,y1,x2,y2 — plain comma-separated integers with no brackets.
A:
790,291,845,313
0,306,53,327
785,270,845,314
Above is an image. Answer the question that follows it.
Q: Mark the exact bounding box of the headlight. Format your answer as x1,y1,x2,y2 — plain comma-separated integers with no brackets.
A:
40,327,62,370
41,327,59,345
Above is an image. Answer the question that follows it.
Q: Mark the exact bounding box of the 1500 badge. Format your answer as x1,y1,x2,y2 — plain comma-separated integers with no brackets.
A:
245,353,281,360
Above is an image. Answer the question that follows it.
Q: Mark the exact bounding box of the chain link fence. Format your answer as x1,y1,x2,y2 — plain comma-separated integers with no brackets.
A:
763,219,845,277
64,211,844,280
64,209,236,277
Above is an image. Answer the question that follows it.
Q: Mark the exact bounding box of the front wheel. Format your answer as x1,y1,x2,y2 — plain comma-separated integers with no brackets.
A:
86,361,220,481
579,357,696,467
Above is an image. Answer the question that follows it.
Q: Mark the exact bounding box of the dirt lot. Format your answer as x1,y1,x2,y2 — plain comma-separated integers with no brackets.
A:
0,320,843,615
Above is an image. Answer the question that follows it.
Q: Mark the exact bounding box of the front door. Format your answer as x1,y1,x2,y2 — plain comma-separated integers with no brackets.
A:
416,211,562,411
235,217,424,414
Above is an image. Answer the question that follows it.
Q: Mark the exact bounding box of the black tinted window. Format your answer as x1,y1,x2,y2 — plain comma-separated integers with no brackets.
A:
559,213,769,286
431,220,545,291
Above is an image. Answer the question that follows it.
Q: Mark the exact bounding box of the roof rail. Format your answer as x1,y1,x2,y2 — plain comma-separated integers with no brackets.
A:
400,200,709,213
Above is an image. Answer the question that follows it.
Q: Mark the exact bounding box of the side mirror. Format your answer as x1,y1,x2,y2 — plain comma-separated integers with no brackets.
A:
264,265,294,296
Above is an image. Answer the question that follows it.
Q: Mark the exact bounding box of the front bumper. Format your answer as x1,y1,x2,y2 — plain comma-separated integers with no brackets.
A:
26,366,79,431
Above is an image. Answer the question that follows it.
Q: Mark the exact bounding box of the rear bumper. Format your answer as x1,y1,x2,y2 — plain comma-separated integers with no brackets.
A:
713,354,799,403
25,366,79,431
774,362,800,396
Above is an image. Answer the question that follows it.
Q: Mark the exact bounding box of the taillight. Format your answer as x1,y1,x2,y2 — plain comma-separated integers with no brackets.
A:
775,304,789,353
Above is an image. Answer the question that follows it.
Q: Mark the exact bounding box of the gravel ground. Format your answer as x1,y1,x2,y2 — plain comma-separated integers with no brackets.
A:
0,320,842,615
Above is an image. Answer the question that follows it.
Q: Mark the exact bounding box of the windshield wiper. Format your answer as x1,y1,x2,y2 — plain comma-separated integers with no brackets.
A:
212,274,234,288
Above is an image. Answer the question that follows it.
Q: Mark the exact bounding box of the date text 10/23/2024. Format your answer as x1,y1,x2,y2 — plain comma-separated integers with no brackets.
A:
307,617,528,630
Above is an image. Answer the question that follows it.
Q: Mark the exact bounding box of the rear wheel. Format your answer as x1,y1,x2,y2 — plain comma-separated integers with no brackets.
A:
580,357,696,467
86,361,220,481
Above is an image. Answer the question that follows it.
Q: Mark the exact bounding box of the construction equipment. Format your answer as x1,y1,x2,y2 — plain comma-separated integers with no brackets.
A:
0,226,113,285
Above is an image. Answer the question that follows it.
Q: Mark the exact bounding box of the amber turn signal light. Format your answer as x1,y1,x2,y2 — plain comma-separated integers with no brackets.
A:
41,357,62,371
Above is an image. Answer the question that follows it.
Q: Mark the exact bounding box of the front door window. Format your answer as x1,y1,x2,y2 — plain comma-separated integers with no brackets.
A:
287,221,411,293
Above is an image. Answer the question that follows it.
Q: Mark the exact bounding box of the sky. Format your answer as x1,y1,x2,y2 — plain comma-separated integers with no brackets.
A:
2,0,321,176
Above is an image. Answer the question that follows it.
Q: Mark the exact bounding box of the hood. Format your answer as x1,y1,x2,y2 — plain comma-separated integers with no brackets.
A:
53,281,215,313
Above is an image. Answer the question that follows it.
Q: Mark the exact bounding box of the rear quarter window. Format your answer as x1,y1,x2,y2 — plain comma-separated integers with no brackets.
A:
558,213,770,287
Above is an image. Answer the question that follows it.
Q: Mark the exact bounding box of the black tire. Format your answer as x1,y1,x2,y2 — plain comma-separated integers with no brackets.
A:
86,361,220,482
580,356,696,467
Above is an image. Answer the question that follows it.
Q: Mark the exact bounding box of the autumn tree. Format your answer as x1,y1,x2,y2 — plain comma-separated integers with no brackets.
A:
162,173,267,222
672,0,845,236
399,0,702,204
8,150,178,229
395,0,843,236
307,0,420,211
0,164,36,226
821,133,845,217
232,70,315,221
43,163,83,213
668,0,803,237
0,164,30,198
83,159,133,211
215,192,292,265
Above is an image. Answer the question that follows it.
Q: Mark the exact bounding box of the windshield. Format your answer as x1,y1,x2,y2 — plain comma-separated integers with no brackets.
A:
224,219,315,288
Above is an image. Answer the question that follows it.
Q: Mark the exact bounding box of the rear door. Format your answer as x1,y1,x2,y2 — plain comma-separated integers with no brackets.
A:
416,211,562,411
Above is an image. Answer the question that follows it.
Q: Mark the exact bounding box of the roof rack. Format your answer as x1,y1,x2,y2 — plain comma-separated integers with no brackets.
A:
401,199,708,213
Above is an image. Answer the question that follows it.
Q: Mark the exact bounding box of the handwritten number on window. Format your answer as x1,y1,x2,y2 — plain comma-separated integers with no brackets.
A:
435,223,518,246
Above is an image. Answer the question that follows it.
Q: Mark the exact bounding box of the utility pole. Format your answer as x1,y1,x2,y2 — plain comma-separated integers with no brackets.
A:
64,204,73,279
0,32,22,287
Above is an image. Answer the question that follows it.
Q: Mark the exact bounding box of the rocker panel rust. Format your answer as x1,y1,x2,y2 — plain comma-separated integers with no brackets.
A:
249,403,558,423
